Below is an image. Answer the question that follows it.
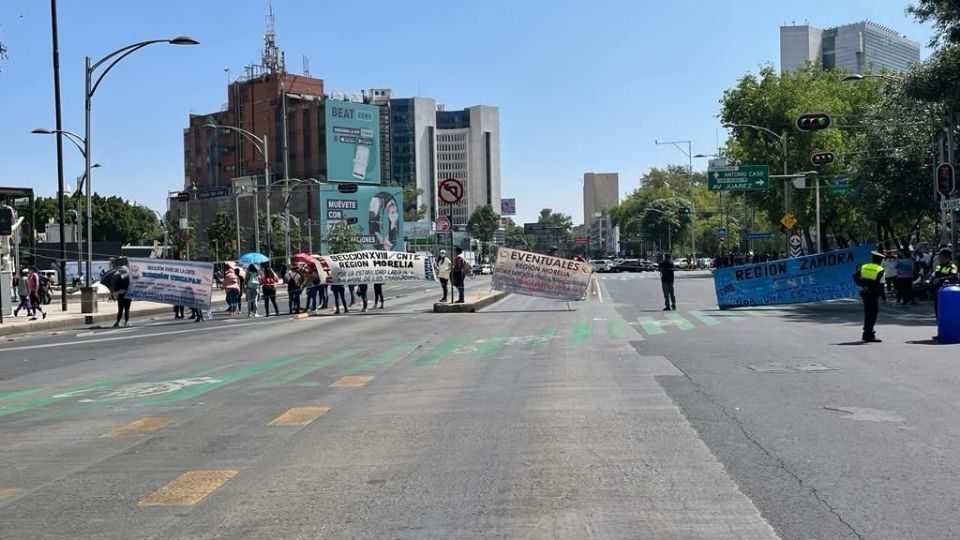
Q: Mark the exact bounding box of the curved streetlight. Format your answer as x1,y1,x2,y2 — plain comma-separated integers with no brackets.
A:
32,128,86,157
203,123,267,257
79,36,198,321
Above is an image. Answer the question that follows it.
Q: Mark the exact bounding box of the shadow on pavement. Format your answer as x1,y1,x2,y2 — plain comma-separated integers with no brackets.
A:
769,301,935,328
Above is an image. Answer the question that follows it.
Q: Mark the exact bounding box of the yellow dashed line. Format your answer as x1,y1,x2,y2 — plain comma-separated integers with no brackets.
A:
138,469,237,507
0,488,21,501
268,406,330,426
101,416,175,438
331,375,373,388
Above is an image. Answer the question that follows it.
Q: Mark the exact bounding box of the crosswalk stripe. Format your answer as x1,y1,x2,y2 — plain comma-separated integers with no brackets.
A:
570,321,593,345
637,317,666,335
607,319,628,339
689,310,719,326
252,350,363,388
337,341,421,376
528,326,558,350
412,335,475,366
471,331,512,359
664,312,695,331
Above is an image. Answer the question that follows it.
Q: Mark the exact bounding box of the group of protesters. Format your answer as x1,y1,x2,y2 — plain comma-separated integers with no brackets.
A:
219,262,386,318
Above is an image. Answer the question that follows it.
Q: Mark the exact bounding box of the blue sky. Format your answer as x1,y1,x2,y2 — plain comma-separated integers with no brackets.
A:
0,0,935,226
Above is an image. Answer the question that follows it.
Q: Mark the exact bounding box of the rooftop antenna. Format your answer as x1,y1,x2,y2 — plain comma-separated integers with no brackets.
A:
262,2,285,74
303,55,310,77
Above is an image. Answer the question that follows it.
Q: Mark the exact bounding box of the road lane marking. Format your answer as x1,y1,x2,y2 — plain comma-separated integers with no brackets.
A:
0,321,265,352
570,321,593,345
251,350,365,388
139,355,305,406
268,406,330,426
664,312,695,331
412,336,474,366
593,277,603,302
137,470,237,507
689,310,720,326
527,326,558,350
607,318,628,339
470,331,512,359
0,388,41,403
0,488,20,501
101,416,175,438
0,377,133,419
337,341,421,376
637,317,666,335
331,375,373,388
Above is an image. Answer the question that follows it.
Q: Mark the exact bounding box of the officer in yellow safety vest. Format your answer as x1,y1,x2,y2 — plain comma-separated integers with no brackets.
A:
852,251,886,343
930,248,959,340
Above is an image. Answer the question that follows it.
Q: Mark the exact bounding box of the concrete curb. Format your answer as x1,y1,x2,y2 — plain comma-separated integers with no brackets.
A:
433,291,510,313
0,300,229,337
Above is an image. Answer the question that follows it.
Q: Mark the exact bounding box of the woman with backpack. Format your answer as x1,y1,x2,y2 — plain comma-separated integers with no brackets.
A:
261,267,280,316
245,264,261,317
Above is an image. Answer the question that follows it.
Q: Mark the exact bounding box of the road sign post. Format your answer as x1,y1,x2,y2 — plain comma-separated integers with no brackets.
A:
438,178,465,261
708,165,770,192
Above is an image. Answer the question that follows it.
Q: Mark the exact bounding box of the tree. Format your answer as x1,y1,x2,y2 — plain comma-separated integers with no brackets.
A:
326,222,361,254
537,208,574,231
467,204,501,259
34,193,162,245
638,197,694,255
206,212,240,262
402,184,427,221
908,0,960,47
504,220,531,250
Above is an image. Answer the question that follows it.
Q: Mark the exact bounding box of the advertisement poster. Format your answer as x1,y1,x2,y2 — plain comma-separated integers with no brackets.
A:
66,260,113,284
491,247,593,301
501,198,516,216
712,245,873,308
126,258,214,311
315,250,435,284
319,185,404,255
325,100,381,184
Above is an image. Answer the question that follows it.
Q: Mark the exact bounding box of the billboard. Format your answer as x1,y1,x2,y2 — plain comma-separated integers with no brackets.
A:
325,100,381,184
319,185,404,255
501,198,516,216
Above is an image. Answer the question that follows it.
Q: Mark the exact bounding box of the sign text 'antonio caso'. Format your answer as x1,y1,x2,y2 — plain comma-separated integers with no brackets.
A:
712,245,873,308
492,248,593,301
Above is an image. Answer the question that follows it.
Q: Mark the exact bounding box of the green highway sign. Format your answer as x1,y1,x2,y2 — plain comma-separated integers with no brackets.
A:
707,165,770,191
827,175,855,196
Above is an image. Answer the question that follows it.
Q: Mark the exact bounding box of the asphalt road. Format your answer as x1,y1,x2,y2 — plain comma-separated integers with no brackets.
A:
599,270,958,540
0,273,783,539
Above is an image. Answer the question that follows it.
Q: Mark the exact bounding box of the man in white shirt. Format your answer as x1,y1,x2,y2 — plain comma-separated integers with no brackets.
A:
436,250,451,302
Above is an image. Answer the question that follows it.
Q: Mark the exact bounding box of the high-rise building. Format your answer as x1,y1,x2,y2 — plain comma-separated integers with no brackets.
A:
435,105,500,227
389,97,437,219
780,21,920,73
582,172,619,229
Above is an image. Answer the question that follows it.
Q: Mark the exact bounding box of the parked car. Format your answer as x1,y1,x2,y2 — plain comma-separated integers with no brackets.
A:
697,257,714,269
613,259,643,272
589,259,614,273
640,260,658,272
478,264,493,275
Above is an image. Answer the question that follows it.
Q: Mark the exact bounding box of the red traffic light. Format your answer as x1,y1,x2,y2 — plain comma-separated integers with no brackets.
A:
811,152,835,166
938,163,955,198
796,113,831,131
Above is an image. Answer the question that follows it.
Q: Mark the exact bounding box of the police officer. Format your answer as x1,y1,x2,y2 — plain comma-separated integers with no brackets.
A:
853,250,885,343
930,248,959,340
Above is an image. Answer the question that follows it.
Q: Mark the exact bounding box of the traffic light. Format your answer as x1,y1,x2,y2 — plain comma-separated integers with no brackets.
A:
796,113,831,131
938,163,955,198
810,152,835,166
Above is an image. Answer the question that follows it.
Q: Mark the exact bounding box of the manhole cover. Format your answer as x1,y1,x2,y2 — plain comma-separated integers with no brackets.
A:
747,363,836,373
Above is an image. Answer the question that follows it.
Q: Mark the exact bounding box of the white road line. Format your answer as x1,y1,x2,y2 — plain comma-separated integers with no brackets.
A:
593,277,604,303
0,321,265,352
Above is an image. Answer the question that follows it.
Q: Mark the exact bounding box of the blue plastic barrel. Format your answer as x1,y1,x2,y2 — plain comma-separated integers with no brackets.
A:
937,285,960,344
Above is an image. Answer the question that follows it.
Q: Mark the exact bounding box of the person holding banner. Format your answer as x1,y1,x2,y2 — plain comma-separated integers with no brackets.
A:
853,251,886,343
374,283,385,309
436,250,451,303
357,283,369,312
331,283,349,314
452,247,466,303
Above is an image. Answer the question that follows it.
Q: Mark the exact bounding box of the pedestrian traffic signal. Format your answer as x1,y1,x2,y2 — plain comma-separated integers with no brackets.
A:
796,113,831,131
938,163,955,198
810,152,835,166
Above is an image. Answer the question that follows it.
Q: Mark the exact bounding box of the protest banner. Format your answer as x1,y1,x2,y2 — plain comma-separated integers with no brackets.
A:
491,247,593,301
315,250,435,284
126,258,215,311
713,245,874,308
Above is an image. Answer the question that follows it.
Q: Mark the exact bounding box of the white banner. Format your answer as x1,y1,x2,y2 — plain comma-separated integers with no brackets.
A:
315,251,435,284
126,258,215,311
491,248,593,301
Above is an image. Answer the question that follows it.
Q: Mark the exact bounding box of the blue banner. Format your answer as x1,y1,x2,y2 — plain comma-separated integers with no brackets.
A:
713,245,874,308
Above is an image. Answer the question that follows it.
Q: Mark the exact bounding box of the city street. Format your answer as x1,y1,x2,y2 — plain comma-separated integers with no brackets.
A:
1,271,954,538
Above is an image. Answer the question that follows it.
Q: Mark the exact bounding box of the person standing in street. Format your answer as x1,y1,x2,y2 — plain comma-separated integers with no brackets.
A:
357,283,369,312
111,263,131,327
929,248,959,340
853,251,886,343
451,247,467,303
285,267,302,314
331,283,349,314
222,267,241,315
436,250,451,302
882,251,898,302
374,282,384,309
658,254,676,311
173,305,185,319
895,249,917,306
26,267,46,320
245,264,261,317
261,267,280,316
13,269,33,318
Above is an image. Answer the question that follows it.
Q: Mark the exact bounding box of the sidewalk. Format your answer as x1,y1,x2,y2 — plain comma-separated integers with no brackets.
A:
0,291,229,337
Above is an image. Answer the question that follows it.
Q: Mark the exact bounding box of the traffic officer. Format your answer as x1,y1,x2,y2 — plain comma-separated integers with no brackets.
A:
930,248,959,336
852,250,886,343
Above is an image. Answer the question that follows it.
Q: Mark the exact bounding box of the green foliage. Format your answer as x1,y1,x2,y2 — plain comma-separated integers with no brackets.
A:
537,208,573,235
34,193,162,245
326,222,362,254
206,212,240,262
504,219,531,250
908,0,960,47
466,204,501,243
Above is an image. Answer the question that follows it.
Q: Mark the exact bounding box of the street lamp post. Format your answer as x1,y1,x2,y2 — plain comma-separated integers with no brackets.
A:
83,36,198,322
655,139,696,258
203,124,267,257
